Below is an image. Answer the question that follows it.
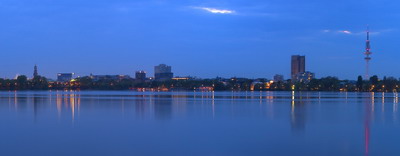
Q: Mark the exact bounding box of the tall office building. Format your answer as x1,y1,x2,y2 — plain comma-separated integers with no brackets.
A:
154,64,173,81
291,55,305,81
135,71,147,81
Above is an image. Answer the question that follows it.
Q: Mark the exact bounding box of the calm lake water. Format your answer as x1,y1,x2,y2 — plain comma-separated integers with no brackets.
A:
0,91,399,156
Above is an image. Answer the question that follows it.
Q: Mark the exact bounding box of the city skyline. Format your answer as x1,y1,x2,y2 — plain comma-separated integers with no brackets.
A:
2,1,400,156
1,0,399,79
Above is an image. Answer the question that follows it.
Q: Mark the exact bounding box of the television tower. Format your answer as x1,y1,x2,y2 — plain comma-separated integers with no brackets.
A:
364,27,372,79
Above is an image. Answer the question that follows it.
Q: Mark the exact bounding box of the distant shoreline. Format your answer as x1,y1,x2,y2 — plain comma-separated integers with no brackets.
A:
1,75,397,92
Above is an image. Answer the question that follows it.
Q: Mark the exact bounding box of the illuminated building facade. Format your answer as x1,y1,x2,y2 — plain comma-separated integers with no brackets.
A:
171,77,193,80
296,71,315,83
90,74,131,81
57,73,74,82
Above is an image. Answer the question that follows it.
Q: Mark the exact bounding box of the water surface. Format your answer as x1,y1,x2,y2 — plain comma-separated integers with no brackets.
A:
0,91,398,156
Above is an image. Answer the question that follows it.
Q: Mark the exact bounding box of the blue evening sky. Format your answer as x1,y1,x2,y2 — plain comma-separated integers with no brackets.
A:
0,0,399,80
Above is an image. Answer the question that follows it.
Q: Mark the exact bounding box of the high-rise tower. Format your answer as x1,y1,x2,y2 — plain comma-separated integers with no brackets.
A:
154,64,173,81
33,65,38,77
364,27,372,79
291,55,305,81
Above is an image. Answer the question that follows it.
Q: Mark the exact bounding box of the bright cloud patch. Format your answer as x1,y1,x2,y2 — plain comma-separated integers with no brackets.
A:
338,30,352,34
197,7,235,14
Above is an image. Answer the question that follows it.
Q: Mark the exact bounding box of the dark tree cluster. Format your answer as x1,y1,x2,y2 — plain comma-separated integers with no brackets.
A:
0,75,49,90
355,75,399,92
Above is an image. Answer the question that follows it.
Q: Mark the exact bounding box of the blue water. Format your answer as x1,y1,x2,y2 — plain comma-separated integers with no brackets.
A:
0,91,398,156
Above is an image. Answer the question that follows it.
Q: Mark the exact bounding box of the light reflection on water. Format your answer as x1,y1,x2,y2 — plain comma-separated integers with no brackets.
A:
0,91,399,156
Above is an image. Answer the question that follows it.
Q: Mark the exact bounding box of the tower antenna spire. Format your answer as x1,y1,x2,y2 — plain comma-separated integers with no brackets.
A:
364,26,372,79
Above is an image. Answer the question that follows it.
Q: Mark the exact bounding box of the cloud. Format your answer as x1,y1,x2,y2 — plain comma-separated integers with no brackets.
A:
338,30,352,34
195,7,235,14
322,28,397,36
322,29,358,35
189,6,281,18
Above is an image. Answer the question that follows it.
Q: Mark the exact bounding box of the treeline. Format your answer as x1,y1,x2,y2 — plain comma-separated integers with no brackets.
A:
55,77,229,90
0,75,49,90
272,75,399,92
355,75,398,92
1,75,400,92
